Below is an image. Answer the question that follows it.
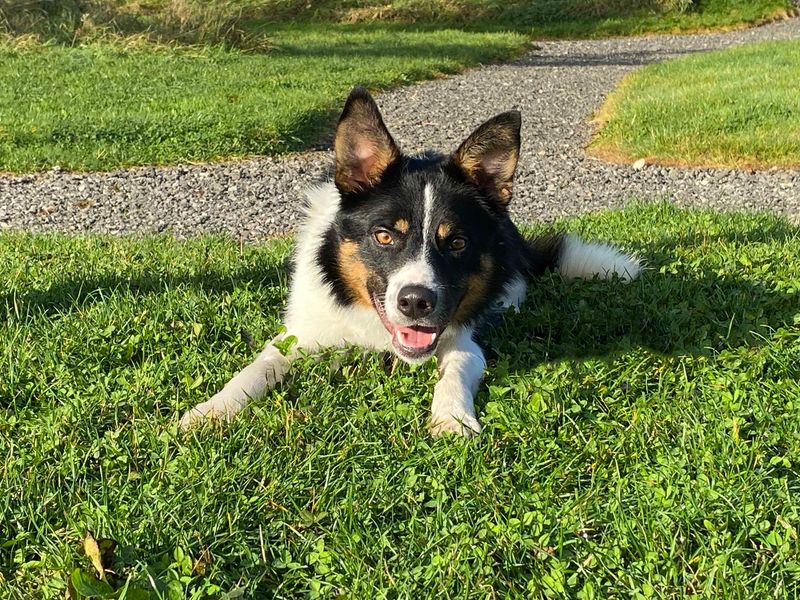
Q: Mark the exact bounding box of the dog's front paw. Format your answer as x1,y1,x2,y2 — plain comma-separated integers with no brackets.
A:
179,395,245,430
430,412,482,437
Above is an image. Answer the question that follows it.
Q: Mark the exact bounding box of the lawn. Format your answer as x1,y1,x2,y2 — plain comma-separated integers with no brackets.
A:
2,204,799,598
2,1,800,598
0,0,794,172
590,40,800,169
0,24,525,172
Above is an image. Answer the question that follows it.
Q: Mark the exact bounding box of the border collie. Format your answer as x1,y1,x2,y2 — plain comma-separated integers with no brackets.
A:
180,86,639,436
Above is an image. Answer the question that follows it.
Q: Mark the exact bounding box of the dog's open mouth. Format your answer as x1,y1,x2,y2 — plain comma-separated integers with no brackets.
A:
371,294,443,360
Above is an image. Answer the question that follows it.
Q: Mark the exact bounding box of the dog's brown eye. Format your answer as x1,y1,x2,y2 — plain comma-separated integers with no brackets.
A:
374,230,394,246
450,236,467,251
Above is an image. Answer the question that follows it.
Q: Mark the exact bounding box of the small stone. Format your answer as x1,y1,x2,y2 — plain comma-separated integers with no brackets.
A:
632,158,647,170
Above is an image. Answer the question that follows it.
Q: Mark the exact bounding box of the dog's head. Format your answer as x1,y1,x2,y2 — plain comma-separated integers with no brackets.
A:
321,87,521,363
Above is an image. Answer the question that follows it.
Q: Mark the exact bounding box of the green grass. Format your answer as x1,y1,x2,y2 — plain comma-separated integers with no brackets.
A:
0,0,793,173
2,203,800,598
590,40,800,169
4,0,794,43
525,0,794,38
0,24,525,172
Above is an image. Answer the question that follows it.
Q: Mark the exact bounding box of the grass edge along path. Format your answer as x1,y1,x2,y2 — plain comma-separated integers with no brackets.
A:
1,203,799,598
589,39,800,169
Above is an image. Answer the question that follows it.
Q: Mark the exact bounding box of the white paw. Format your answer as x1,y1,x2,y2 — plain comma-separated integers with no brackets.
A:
430,412,482,437
179,395,245,430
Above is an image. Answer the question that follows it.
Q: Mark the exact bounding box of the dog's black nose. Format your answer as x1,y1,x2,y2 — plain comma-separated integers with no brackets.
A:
397,285,437,319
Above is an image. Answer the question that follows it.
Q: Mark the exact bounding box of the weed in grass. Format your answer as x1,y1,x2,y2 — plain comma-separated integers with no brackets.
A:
1,203,799,597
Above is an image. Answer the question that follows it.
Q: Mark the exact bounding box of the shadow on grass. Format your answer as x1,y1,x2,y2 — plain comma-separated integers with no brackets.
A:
492,267,797,369
486,223,799,377
3,214,798,375
1,259,286,319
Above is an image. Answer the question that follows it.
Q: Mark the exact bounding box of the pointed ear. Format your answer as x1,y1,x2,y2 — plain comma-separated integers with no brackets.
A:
334,86,400,193
451,111,521,204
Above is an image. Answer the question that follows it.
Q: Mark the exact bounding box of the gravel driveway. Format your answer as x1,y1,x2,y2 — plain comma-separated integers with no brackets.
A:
1,17,798,240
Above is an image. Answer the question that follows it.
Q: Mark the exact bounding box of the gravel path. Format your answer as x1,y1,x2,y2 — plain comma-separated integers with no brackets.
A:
1,18,798,240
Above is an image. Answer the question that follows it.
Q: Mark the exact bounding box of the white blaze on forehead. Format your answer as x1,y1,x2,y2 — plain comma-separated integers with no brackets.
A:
422,182,435,253
384,181,440,324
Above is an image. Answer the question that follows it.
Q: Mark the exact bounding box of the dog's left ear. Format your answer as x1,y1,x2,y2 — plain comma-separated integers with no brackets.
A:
334,86,400,193
451,111,521,205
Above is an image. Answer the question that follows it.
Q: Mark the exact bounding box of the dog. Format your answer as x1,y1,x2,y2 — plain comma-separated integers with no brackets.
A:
180,86,639,436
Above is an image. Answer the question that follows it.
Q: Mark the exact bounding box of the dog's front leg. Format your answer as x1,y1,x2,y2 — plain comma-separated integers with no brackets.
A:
179,335,293,429
430,328,485,436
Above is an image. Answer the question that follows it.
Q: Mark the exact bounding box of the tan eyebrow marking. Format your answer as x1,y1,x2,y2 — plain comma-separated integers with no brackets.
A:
437,223,452,240
394,218,409,234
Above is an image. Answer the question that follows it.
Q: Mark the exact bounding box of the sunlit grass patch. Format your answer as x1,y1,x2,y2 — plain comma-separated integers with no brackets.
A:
2,204,799,597
0,24,525,173
590,40,800,169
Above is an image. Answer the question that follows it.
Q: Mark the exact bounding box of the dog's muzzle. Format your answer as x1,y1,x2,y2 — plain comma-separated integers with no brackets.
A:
371,291,444,362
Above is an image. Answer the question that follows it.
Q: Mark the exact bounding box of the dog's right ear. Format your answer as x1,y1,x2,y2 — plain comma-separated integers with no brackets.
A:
334,87,400,193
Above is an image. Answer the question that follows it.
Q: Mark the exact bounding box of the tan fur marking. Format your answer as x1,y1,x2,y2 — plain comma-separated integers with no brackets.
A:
455,147,518,203
334,98,399,192
452,112,520,205
338,241,372,307
453,255,494,324
394,218,409,234
437,222,452,240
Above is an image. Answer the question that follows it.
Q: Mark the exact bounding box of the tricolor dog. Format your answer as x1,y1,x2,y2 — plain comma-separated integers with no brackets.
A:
180,86,639,435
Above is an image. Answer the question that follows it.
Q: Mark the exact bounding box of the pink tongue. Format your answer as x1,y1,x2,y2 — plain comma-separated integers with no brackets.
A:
396,326,436,349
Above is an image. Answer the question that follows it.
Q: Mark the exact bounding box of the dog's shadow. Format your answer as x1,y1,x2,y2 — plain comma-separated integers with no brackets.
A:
484,224,798,381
